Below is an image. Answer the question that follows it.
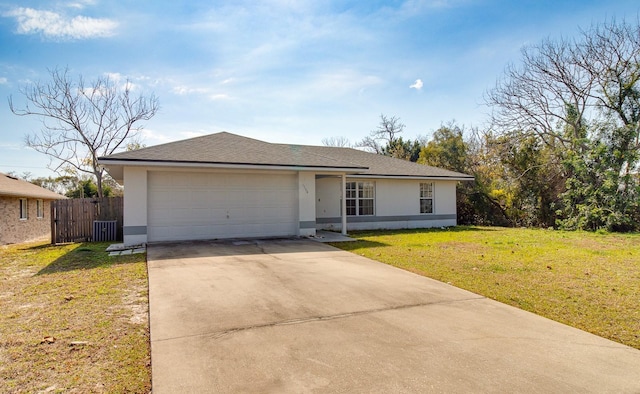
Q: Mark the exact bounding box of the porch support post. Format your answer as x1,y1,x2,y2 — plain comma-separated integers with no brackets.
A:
341,173,347,235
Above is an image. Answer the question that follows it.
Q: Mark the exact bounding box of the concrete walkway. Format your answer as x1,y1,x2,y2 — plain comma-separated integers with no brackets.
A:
147,239,640,393
307,230,355,243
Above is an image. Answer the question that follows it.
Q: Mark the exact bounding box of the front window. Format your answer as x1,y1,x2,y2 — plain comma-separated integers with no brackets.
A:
346,181,375,216
420,183,434,214
19,198,28,220
36,199,44,218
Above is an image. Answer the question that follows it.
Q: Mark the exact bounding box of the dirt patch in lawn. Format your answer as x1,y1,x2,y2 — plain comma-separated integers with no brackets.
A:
0,241,150,393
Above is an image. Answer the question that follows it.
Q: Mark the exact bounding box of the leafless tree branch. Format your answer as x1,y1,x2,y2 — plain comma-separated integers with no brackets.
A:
9,67,159,197
321,136,351,147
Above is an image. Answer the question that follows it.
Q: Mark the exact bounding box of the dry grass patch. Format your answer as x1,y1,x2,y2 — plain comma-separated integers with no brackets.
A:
332,226,640,350
0,241,150,393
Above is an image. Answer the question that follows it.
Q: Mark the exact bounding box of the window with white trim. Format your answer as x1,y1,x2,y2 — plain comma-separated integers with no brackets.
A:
36,199,44,218
420,182,434,214
346,181,375,216
19,198,28,220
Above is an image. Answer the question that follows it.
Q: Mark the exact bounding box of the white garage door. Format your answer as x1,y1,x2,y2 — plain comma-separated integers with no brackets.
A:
147,171,298,242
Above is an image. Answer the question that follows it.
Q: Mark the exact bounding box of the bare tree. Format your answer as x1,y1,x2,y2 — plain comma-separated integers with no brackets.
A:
579,19,640,178
485,37,594,149
356,114,405,153
321,136,351,147
580,20,640,128
9,67,159,197
374,114,405,142
354,135,382,153
485,19,640,153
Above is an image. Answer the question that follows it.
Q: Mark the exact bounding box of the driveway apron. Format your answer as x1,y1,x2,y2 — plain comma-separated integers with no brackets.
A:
147,239,640,393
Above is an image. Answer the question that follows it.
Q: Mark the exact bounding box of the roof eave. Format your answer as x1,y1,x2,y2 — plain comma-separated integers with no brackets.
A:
0,191,66,199
98,158,367,174
349,174,475,181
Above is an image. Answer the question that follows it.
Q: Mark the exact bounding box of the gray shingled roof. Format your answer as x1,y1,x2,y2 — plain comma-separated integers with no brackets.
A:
102,132,366,170
0,173,67,200
100,132,473,179
299,145,472,178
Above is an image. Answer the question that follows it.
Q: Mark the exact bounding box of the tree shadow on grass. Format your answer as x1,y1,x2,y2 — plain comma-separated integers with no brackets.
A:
37,242,143,275
329,239,389,252
20,242,58,250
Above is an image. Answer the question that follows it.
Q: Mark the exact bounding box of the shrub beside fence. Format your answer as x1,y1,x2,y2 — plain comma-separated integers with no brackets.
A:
51,197,123,244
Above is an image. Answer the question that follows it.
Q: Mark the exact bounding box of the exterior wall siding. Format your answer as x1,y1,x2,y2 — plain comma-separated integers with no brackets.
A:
0,196,52,245
123,167,148,246
315,177,458,232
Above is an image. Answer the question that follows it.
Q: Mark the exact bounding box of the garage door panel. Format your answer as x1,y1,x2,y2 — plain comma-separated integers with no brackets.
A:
152,172,191,188
148,171,298,242
189,172,212,187
191,191,217,206
149,207,193,224
190,209,216,224
150,192,183,207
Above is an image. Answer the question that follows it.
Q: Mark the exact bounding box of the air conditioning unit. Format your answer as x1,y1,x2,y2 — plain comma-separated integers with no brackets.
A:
93,220,117,242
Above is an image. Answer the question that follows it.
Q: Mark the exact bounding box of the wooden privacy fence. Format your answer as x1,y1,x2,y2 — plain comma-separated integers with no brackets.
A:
51,197,123,244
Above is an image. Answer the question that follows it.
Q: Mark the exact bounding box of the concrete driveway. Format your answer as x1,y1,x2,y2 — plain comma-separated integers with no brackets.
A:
147,239,640,393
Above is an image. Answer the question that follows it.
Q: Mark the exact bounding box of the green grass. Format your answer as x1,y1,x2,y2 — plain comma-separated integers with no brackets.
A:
0,241,150,393
331,226,640,350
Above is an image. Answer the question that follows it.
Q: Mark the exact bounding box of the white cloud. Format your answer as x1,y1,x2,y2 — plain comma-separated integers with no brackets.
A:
123,81,137,91
171,83,230,101
209,93,230,101
139,129,172,145
105,72,123,82
0,77,7,84
65,0,97,10
172,85,210,96
0,142,21,150
5,7,118,40
103,72,152,91
410,79,424,90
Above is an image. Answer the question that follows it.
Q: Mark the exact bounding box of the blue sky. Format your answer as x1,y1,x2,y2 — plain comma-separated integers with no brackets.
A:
0,0,638,178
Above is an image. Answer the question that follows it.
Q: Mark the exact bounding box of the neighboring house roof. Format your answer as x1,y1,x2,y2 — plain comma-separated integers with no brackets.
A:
99,132,474,180
0,173,67,200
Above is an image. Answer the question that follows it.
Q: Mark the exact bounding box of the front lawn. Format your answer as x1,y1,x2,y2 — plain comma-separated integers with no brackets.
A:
0,241,150,393
331,227,640,350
